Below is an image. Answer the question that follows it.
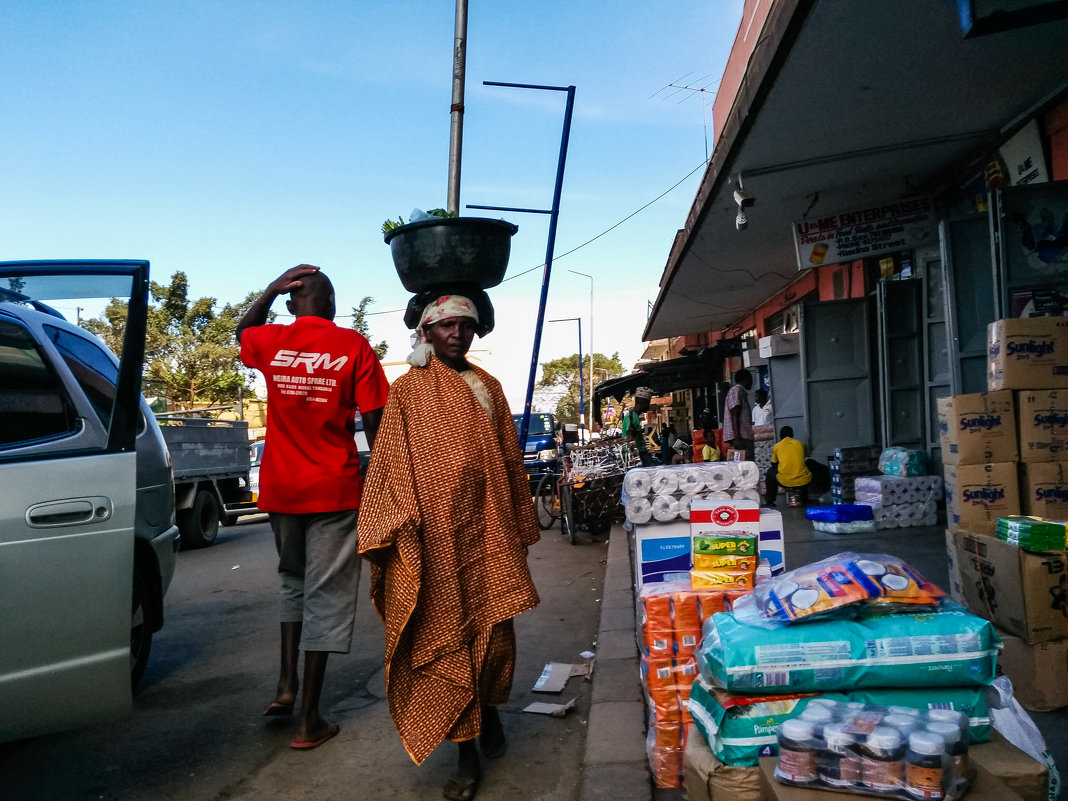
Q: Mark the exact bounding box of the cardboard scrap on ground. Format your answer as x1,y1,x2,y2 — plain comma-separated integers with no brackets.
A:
523,697,578,717
532,661,595,693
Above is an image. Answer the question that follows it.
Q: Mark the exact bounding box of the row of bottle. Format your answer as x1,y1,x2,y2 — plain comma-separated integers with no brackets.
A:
774,699,969,800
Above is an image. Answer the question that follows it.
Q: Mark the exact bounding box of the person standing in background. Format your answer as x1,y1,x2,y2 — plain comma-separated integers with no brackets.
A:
722,370,754,460
622,387,656,466
237,264,388,750
752,388,773,426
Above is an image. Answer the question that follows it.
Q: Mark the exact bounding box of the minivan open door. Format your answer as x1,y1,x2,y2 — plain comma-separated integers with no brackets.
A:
0,260,148,743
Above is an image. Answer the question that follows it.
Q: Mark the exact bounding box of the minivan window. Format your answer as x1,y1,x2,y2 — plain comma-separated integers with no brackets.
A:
512,413,554,436
45,324,119,429
0,319,79,447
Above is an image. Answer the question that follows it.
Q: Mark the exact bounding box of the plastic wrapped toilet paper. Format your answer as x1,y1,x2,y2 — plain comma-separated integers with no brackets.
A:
679,493,701,521
677,467,705,494
704,490,732,501
733,461,760,490
623,469,652,498
732,488,760,503
625,497,653,524
702,464,735,492
651,494,680,522
650,468,680,496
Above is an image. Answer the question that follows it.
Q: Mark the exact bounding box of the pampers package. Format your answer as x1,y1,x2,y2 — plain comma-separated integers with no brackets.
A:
696,604,1000,694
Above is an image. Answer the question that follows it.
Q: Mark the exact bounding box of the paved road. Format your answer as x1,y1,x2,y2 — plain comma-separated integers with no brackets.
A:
2,515,609,801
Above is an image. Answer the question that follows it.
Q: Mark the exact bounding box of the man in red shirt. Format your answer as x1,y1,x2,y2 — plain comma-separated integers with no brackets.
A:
237,264,388,750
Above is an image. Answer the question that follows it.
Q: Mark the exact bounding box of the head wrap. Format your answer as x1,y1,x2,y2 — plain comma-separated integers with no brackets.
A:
406,294,480,367
634,386,654,400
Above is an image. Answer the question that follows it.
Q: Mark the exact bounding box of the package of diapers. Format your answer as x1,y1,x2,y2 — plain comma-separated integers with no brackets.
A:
695,604,999,694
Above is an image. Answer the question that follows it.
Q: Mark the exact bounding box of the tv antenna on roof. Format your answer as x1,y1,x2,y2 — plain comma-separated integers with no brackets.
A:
651,71,720,162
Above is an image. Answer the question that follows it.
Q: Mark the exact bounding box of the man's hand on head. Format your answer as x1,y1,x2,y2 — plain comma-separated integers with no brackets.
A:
269,264,320,297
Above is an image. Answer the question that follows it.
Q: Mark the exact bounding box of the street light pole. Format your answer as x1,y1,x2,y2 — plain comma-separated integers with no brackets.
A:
568,269,593,433
549,317,583,438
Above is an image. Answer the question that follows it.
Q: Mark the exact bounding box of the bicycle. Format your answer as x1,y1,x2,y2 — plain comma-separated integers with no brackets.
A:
534,461,564,530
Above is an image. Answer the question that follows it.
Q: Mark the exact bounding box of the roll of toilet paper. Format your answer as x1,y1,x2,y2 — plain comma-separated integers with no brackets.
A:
732,488,760,503
651,494,680,523
733,461,760,490
625,497,653,525
623,469,653,498
650,468,680,496
679,493,701,521
677,467,705,495
704,490,732,501
702,464,735,492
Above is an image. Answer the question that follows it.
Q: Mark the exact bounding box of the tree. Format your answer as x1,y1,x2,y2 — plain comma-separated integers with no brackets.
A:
82,271,265,409
352,296,389,359
537,352,624,425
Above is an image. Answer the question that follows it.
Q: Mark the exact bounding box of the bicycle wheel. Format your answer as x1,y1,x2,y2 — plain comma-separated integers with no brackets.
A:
535,472,557,530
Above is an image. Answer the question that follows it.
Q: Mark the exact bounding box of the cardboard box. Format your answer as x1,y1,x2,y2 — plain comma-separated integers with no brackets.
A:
1016,389,1068,462
945,528,966,605
996,631,1068,712
954,462,1021,535
971,731,1053,801
756,756,1023,801
988,316,1068,391
757,333,799,358
690,500,760,539
939,390,1018,465
634,521,692,590
683,725,761,801
758,508,785,576
944,464,961,530
1020,461,1068,519
954,529,1068,644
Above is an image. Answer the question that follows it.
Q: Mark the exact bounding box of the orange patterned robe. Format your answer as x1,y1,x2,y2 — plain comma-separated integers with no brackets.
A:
357,357,540,764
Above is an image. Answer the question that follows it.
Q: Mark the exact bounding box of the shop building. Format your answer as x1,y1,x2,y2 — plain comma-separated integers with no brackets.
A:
640,0,1068,467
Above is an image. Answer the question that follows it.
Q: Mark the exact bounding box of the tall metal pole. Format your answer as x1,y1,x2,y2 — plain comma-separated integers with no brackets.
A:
447,0,468,214
569,269,593,433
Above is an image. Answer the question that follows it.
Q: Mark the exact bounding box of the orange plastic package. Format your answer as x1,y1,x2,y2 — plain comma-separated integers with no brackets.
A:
764,561,870,622
675,658,698,724
639,586,676,656
671,590,702,656
853,556,945,609
647,721,685,789
641,656,683,721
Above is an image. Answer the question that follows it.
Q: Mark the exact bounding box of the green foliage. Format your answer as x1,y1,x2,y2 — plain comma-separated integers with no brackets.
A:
537,352,624,424
351,296,389,359
82,271,265,409
381,208,457,234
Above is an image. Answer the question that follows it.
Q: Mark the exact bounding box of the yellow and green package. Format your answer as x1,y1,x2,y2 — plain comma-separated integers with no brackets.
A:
693,552,757,572
691,570,754,590
692,534,757,556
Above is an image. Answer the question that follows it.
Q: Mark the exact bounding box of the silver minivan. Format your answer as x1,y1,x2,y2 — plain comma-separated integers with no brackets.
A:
0,260,179,743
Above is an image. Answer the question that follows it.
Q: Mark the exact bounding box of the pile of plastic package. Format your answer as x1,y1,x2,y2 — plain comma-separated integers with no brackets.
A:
622,462,761,525
687,553,1006,800
854,475,944,529
806,503,877,534
877,446,928,477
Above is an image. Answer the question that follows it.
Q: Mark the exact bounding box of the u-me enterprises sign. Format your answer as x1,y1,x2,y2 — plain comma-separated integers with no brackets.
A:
793,197,936,269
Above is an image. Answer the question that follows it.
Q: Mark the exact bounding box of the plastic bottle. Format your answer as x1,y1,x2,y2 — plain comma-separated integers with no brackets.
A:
818,721,862,788
883,713,921,737
905,730,948,799
860,725,906,792
776,718,820,784
925,721,968,788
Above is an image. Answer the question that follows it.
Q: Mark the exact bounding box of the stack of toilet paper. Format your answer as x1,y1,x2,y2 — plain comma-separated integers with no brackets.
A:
853,475,944,529
623,463,762,525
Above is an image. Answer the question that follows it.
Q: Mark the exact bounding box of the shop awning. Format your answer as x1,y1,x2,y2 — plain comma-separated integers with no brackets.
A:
644,0,1068,340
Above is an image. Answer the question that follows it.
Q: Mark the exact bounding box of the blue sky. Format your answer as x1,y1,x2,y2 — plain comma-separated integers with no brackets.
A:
1,0,743,407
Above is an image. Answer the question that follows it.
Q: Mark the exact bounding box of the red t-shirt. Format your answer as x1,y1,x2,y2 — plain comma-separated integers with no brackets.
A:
241,316,389,514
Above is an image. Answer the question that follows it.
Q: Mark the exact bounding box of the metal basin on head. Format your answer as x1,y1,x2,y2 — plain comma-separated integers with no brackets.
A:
385,217,519,292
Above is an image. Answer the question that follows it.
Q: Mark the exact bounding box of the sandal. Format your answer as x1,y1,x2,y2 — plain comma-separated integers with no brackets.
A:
442,768,481,801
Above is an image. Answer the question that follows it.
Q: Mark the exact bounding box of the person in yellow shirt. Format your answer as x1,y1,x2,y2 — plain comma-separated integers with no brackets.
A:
765,426,812,508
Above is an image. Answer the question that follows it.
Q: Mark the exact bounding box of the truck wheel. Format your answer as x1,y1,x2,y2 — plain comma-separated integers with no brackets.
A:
179,489,220,549
131,566,153,690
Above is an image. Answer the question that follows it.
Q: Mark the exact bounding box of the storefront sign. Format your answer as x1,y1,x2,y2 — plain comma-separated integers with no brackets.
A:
793,197,936,270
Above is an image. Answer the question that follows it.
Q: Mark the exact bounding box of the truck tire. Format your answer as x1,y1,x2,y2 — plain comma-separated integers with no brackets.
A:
179,489,220,549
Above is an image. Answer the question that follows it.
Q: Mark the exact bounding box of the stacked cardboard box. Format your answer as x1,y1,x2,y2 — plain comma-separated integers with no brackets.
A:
829,445,881,503
942,315,1068,712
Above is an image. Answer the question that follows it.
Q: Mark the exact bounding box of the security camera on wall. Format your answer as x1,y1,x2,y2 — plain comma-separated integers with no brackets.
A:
733,187,755,207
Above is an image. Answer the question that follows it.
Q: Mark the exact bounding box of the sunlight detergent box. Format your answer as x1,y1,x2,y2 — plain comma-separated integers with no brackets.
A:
1020,461,1068,519
635,521,693,590
954,462,1021,535
1016,389,1068,462
988,317,1068,391
938,391,1017,465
